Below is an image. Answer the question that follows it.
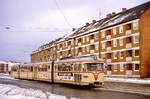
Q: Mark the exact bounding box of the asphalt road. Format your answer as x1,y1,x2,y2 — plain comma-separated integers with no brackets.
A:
0,77,150,99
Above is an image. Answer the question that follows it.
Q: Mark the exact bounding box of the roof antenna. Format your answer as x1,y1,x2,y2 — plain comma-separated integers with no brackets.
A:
99,8,101,19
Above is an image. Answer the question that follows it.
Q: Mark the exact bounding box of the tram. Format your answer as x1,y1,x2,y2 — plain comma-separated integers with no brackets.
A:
11,56,105,87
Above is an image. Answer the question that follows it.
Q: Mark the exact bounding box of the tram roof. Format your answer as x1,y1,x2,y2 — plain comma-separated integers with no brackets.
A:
55,57,104,63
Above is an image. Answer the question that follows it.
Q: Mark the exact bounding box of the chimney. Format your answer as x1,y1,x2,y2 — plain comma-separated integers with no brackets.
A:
92,20,96,24
122,8,127,12
72,28,76,31
111,12,116,16
85,22,90,26
106,13,112,18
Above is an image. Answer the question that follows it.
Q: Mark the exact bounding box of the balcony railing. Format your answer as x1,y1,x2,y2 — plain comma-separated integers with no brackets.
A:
126,57,132,62
78,42,81,46
126,43,132,49
60,56,63,58
106,47,111,51
106,35,111,40
126,70,132,76
106,59,112,63
126,30,132,36
90,50,95,54
78,52,82,55
90,39,95,44
68,45,71,49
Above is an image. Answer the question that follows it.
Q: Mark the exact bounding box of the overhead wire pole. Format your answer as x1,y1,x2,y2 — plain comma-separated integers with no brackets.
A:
53,0,72,28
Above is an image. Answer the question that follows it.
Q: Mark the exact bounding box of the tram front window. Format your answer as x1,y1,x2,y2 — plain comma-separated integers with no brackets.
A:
86,63,103,71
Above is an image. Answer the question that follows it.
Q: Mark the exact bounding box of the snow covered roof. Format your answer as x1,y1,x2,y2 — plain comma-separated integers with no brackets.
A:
0,61,7,64
32,1,150,53
71,1,150,36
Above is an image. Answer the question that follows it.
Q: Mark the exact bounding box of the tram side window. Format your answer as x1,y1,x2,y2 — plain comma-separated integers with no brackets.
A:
38,65,47,72
58,63,73,71
48,64,51,70
21,67,28,72
12,67,17,71
58,64,65,71
74,63,82,71
29,66,33,72
54,64,58,71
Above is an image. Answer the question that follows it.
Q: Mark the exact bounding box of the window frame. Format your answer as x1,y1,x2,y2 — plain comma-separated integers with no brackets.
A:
134,49,140,57
113,39,117,47
133,35,140,43
134,63,140,71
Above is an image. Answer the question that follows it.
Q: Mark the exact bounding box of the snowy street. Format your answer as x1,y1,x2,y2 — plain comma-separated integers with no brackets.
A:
0,74,150,99
0,84,68,99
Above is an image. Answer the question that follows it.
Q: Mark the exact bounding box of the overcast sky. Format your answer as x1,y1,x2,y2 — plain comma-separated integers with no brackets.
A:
0,0,149,62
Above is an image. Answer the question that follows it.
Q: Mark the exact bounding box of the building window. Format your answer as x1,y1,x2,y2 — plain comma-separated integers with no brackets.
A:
113,39,117,47
120,63,125,71
95,32,99,41
113,28,117,35
102,42,105,49
119,38,123,46
90,45,95,50
125,23,132,30
134,63,139,71
113,52,117,59
82,47,85,52
134,49,139,57
95,44,99,50
133,21,139,30
86,36,89,42
120,51,124,59
119,26,123,33
126,64,132,70
86,46,89,52
101,31,105,39
113,64,118,72
133,35,140,43
83,37,85,43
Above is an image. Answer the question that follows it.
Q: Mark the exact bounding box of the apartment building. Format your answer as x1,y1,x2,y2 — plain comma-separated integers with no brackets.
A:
31,2,150,78
99,2,150,78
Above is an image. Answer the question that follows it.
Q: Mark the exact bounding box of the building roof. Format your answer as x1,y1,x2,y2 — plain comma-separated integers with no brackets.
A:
32,1,150,53
72,1,150,36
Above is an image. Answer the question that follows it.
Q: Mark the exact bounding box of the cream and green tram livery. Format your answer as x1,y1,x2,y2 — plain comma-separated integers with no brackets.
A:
11,57,105,87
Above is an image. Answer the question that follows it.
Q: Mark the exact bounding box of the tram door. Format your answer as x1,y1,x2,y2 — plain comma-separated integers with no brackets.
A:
74,63,82,83
34,65,38,80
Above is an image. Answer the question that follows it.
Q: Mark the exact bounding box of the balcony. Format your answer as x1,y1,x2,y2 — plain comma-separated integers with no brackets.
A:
126,70,132,76
78,42,81,46
60,48,62,50
106,59,111,63
90,39,95,44
90,50,95,54
106,35,111,40
126,30,132,36
68,45,71,49
126,43,132,49
126,57,132,62
78,52,82,55
106,47,111,51
60,56,63,58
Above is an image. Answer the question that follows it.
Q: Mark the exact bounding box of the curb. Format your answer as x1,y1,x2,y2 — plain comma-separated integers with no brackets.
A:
97,88,150,96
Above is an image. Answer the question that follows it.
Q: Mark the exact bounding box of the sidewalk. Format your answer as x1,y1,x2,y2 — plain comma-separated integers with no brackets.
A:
105,77,150,84
103,77,150,95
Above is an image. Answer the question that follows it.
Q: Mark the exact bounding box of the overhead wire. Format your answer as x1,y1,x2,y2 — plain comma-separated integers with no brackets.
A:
53,0,72,28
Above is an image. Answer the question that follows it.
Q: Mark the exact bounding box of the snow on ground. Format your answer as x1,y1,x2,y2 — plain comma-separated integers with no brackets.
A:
0,84,79,99
105,77,150,84
0,73,14,79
